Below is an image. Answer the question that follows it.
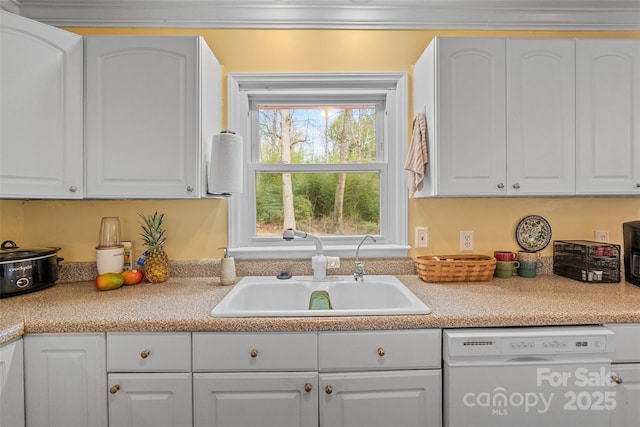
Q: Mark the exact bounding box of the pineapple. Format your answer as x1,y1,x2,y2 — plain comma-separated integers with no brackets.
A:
139,212,170,283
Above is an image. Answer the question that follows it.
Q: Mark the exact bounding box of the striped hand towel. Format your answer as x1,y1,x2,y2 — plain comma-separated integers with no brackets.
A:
404,113,428,197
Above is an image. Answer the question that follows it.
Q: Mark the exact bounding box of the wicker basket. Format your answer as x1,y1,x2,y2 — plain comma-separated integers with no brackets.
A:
414,254,496,282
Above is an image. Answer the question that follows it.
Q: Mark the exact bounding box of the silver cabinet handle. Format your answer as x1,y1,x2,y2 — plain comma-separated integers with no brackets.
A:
187,186,194,193
69,186,78,193
497,183,505,189
512,183,521,189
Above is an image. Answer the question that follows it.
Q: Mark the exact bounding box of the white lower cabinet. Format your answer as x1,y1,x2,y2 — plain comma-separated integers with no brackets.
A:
20,329,441,427
107,332,192,427
0,338,25,427
606,324,640,427
192,332,318,427
610,364,640,427
108,373,192,427
320,370,441,427
24,333,107,427
193,372,318,427
319,330,442,427
193,329,442,427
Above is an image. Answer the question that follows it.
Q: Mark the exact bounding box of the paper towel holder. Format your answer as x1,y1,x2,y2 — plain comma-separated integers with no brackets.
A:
206,130,244,197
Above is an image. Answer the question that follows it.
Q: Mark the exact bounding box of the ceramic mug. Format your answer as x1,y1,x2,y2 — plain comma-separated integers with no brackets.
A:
96,246,124,275
518,251,540,262
518,260,538,278
495,260,520,270
495,260,520,278
495,268,514,279
494,251,518,262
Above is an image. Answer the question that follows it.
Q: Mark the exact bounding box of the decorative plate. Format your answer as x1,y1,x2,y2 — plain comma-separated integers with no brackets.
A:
515,215,552,252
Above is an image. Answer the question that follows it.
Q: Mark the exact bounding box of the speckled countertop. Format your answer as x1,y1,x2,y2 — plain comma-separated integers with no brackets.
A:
2,273,640,345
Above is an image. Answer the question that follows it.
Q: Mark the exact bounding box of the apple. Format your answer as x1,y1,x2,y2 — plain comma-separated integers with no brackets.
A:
122,269,144,285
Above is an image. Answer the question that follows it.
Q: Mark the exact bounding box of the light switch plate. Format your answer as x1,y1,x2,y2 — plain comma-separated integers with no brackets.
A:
415,227,429,248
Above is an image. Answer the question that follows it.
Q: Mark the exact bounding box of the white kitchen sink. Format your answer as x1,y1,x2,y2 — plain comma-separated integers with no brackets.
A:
210,275,431,317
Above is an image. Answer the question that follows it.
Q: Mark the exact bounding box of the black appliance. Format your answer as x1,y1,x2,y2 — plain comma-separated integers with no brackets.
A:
623,221,640,287
0,240,61,298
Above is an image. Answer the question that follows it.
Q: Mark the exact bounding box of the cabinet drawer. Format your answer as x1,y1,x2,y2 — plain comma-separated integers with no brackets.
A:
606,324,640,362
107,332,191,372
319,329,441,371
192,332,317,371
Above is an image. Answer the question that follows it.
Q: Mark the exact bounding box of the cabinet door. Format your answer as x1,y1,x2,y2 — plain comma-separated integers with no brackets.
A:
108,373,192,427
436,37,507,195
193,372,318,427
507,39,575,195
85,36,200,198
610,364,640,427
24,333,107,427
0,338,25,427
576,39,640,195
0,10,83,199
320,370,441,427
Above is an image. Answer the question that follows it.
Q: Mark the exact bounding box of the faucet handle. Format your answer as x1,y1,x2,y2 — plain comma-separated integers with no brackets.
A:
354,260,365,281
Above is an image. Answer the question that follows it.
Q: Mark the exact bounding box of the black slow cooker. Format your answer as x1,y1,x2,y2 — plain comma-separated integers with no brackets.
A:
0,240,62,298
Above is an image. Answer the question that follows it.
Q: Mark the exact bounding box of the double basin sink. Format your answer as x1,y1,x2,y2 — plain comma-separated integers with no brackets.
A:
210,275,431,317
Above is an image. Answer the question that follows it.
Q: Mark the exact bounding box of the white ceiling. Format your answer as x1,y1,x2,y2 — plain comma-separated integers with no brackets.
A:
1,0,639,29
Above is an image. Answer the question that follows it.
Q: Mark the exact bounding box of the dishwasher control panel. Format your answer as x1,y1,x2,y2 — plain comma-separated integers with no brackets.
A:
444,326,614,359
504,336,606,353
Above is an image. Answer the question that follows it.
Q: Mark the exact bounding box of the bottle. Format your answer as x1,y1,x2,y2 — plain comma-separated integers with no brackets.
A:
220,247,236,286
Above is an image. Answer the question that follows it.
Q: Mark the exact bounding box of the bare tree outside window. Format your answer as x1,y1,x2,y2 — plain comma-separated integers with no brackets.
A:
256,105,379,237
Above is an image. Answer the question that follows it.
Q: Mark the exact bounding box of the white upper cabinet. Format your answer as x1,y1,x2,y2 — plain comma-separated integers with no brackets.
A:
0,10,83,199
415,37,506,196
576,39,640,195
85,36,221,198
414,37,576,197
507,39,575,195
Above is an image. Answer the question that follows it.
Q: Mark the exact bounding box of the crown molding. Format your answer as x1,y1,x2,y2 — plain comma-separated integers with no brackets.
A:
2,0,639,30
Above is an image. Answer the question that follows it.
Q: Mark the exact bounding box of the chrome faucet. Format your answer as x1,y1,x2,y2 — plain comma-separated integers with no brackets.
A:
283,228,327,280
354,235,376,281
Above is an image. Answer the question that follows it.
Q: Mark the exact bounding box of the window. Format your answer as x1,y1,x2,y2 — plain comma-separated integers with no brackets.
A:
227,73,408,259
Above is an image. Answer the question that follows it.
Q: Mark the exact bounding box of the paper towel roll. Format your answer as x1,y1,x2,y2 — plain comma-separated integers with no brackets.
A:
208,131,243,194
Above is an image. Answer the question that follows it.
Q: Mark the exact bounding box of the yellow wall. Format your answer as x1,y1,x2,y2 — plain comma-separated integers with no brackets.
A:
1,28,638,261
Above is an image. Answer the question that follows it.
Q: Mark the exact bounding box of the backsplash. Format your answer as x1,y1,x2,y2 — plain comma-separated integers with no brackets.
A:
58,257,554,283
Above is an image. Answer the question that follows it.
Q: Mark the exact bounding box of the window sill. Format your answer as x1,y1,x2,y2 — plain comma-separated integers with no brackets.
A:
228,244,410,260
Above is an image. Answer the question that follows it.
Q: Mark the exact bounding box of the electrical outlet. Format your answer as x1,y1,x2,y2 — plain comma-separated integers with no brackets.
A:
415,227,429,248
594,230,609,243
460,231,474,252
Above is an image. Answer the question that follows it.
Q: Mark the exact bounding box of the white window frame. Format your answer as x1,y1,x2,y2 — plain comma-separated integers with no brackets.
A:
227,73,409,259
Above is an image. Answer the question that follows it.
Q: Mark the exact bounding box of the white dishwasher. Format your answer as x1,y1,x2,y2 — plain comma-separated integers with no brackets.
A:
443,326,616,427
